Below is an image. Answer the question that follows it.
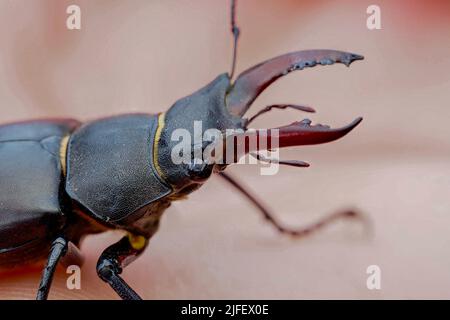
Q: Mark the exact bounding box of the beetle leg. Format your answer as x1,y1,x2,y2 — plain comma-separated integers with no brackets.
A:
219,172,368,237
245,104,315,127
96,234,148,300
60,241,85,268
36,237,68,300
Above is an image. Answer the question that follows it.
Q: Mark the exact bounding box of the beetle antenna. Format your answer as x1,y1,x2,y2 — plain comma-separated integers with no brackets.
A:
229,0,240,80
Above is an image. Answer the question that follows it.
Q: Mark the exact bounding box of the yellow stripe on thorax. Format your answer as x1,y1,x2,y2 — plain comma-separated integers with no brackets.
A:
153,113,166,179
59,135,70,176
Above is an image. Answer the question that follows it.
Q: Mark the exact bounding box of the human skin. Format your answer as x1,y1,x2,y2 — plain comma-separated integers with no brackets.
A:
0,0,449,299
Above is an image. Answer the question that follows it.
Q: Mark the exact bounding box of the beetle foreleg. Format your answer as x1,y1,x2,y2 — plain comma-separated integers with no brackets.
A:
36,237,68,300
96,235,148,300
219,172,368,238
60,241,85,268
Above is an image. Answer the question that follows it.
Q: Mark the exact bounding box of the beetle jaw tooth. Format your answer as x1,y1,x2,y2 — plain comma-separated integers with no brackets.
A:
225,49,364,117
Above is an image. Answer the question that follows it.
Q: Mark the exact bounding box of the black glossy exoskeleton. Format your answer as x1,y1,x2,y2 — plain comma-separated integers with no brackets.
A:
0,1,364,300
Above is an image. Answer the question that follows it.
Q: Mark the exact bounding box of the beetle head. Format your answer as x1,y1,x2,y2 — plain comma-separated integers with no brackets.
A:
156,50,363,195
156,73,241,193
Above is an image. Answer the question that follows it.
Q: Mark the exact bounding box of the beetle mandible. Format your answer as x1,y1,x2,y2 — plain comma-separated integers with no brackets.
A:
0,1,364,300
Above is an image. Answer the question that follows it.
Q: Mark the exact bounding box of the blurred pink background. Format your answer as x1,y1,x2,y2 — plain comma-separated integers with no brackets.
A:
0,0,449,299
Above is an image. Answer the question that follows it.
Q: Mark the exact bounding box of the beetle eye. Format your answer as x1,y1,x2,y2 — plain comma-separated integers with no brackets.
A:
187,158,212,181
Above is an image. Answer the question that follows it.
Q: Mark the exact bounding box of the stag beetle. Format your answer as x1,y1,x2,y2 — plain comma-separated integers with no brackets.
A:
0,1,364,300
